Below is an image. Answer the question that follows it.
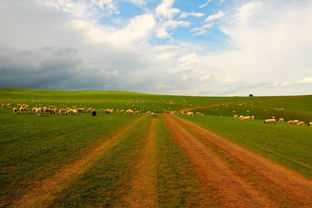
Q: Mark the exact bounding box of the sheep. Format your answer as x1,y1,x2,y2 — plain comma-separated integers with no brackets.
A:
133,110,140,115
186,112,194,116
12,107,17,114
251,116,255,120
233,115,238,119
33,107,41,116
308,122,312,126
264,119,276,124
1,103,11,108
297,121,305,126
92,110,96,116
77,108,84,113
279,118,285,122
19,105,28,113
125,109,134,114
240,116,251,121
293,120,300,125
104,109,113,114
150,112,158,118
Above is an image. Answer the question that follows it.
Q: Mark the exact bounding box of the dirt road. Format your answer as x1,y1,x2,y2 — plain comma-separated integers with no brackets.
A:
163,114,312,208
11,115,146,208
122,118,157,208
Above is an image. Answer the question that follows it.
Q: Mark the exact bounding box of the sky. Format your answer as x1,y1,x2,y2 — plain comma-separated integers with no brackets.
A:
0,0,311,96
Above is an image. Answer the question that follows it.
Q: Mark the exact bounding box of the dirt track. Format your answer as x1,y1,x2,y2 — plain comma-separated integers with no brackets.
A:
122,118,157,208
11,115,146,208
163,114,312,208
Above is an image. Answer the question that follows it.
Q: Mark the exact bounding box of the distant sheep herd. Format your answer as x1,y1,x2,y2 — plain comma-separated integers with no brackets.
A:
1,102,312,126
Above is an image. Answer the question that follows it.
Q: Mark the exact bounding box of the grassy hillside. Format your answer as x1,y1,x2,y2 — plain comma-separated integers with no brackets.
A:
0,88,253,113
196,95,312,122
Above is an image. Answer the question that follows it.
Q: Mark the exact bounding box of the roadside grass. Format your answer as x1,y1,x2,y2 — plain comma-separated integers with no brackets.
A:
155,117,199,208
47,117,151,208
0,112,137,208
180,115,312,179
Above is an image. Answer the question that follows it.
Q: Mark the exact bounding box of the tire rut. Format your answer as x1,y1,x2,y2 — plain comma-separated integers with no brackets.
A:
172,115,312,207
11,115,147,208
121,118,157,208
163,114,280,208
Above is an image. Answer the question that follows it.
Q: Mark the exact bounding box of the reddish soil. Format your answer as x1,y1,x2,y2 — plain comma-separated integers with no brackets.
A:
163,114,312,208
122,118,157,208
11,115,146,208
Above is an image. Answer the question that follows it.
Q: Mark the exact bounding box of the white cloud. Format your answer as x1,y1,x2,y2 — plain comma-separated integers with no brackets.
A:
298,77,312,84
1,0,312,96
124,0,145,6
221,78,236,83
155,0,180,20
156,20,190,39
71,13,156,46
180,11,205,18
199,0,212,9
190,23,213,35
39,0,119,19
205,10,224,22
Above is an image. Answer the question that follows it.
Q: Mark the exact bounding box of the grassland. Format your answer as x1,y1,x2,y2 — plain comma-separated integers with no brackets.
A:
195,95,312,122
0,111,137,207
47,117,151,207
180,115,312,179
1,88,312,207
0,88,250,113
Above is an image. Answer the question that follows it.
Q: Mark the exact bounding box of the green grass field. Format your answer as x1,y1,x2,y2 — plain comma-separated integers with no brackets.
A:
0,88,312,207
0,110,138,207
0,88,251,113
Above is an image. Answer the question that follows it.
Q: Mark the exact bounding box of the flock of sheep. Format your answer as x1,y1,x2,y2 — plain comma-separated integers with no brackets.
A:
0,103,162,118
233,114,311,126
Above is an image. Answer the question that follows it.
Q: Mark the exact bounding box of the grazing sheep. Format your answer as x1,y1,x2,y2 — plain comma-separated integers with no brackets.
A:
1,103,11,108
308,122,312,126
150,112,158,118
34,107,41,116
104,109,113,114
297,121,305,126
133,110,140,115
12,107,17,114
264,119,276,124
92,110,96,116
125,109,134,114
293,120,300,125
279,118,285,122
240,116,251,121
186,112,194,116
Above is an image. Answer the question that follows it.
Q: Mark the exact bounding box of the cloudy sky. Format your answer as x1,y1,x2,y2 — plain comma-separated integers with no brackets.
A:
0,0,311,96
